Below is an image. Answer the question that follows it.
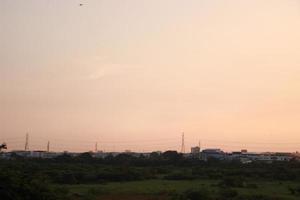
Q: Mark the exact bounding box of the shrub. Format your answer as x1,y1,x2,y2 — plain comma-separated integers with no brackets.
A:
0,170,69,200
236,194,284,200
219,177,246,188
218,188,238,199
288,185,300,196
180,188,212,200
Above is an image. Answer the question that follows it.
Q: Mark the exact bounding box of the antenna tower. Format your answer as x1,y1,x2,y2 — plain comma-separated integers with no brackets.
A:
95,142,98,152
181,132,185,153
25,133,29,151
47,141,50,152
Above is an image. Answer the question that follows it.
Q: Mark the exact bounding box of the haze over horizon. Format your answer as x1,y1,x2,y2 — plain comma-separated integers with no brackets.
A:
1,0,300,153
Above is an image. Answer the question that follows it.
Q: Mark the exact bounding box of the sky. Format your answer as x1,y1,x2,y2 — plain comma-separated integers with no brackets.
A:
1,0,300,152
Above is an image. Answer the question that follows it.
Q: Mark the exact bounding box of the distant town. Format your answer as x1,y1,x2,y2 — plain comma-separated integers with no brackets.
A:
1,142,300,163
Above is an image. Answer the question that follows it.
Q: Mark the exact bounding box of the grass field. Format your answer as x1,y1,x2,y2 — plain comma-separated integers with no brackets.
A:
3,157,300,199
65,179,300,200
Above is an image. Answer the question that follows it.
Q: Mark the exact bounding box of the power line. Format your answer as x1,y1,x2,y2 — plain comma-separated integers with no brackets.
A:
2,133,300,153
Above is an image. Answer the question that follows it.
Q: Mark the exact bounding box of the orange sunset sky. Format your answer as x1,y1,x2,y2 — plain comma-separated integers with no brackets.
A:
1,0,300,152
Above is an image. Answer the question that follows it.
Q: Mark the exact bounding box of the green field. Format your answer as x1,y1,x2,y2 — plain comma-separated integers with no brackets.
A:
2,154,300,200
65,179,300,200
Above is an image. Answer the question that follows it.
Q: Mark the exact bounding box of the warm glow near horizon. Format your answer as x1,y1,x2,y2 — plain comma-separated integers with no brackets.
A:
1,0,300,152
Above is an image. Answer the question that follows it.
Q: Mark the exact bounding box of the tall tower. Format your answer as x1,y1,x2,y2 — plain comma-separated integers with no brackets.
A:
47,141,50,152
25,133,29,151
95,142,98,152
181,132,185,153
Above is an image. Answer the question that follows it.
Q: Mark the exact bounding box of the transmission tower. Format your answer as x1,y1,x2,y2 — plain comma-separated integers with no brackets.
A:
47,141,50,152
25,133,29,151
95,142,98,152
181,132,185,153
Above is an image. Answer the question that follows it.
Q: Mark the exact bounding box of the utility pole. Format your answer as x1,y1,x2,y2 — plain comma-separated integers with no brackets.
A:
181,132,185,153
25,133,29,151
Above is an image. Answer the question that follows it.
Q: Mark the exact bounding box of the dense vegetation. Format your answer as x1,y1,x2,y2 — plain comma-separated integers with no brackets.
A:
1,151,300,199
